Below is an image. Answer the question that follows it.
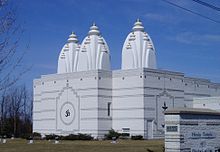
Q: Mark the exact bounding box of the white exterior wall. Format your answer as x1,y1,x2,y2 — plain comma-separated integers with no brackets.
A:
33,68,220,139
33,70,112,138
112,69,145,137
193,97,220,111
112,68,220,139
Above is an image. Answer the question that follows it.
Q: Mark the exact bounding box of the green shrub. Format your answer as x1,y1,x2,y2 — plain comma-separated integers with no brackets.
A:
33,132,41,137
45,134,58,140
0,133,12,138
61,133,93,140
131,135,143,140
20,132,42,140
20,133,31,140
78,133,93,140
104,129,121,140
119,133,130,139
63,134,78,140
33,132,41,140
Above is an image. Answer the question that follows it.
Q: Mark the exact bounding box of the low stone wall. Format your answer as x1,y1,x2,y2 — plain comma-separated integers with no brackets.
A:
165,108,220,152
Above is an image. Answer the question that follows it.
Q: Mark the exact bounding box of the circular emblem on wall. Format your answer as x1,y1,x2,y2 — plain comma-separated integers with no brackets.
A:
60,102,75,125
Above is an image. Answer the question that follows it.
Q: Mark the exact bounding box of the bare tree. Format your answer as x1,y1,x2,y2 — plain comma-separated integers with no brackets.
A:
0,0,30,91
9,86,25,136
20,86,33,135
0,0,32,137
0,89,6,134
0,85,32,137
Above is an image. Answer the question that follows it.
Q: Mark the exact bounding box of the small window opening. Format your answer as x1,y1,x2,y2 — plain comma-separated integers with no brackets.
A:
107,102,111,116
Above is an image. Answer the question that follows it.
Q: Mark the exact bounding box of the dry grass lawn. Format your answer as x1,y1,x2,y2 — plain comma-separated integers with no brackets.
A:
0,139,164,152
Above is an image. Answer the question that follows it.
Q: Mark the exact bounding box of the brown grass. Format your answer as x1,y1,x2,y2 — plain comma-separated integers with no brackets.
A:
0,139,164,152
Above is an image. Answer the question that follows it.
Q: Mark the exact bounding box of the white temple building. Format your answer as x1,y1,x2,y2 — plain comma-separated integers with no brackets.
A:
33,19,220,139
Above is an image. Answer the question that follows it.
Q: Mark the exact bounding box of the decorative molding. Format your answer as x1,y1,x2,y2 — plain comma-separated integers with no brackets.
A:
81,117,112,120
55,86,80,131
33,118,55,121
60,102,76,125
81,95,111,98
113,117,145,120
41,97,56,101
33,109,55,113
184,92,210,96
113,107,155,111
155,90,174,131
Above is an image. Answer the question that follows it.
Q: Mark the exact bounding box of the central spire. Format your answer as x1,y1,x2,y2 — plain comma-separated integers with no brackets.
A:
88,22,100,36
77,22,110,71
132,18,144,32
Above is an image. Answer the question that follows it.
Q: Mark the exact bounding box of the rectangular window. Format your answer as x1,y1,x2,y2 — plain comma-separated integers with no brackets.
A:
122,127,130,132
107,102,111,116
166,126,178,132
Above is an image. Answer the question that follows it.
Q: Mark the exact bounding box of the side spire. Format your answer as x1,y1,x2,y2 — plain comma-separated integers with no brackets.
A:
68,32,78,43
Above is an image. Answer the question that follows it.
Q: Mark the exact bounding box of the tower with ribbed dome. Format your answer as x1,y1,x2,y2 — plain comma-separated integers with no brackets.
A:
77,23,111,71
122,19,157,69
57,32,80,73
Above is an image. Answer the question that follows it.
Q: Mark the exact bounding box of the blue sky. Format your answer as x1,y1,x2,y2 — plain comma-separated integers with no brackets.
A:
17,0,220,89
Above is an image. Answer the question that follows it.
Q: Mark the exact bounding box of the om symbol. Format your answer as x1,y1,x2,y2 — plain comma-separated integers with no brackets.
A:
65,109,70,117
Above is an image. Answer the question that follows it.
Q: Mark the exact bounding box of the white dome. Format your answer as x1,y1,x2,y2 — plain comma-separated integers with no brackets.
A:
57,32,80,73
122,19,157,69
76,23,111,71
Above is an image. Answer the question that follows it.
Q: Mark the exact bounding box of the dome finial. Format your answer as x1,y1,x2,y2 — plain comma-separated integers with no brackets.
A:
133,18,144,32
88,22,100,36
68,32,78,43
